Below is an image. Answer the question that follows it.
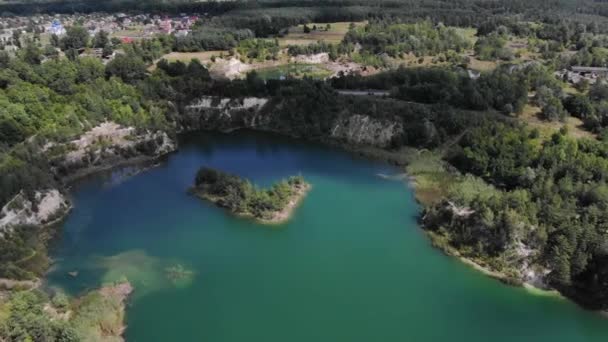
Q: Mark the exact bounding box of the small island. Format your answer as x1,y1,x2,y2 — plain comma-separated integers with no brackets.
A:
191,167,310,224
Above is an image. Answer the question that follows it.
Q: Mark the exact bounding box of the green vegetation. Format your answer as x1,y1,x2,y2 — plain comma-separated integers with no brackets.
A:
0,291,77,341
420,121,608,309
0,52,168,210
474,32,513,61
174,27,254,52
236,39,281,62
331,66,529,114
254,64,332,80
344,20,472,59
0,282,130,342
192,167,309,222
0,225,51,281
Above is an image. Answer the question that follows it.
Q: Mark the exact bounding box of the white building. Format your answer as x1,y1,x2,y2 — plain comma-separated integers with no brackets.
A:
47,19,66,36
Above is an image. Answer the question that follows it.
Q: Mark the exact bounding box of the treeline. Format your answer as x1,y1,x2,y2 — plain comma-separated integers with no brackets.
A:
0,0,239,16
330,66,534,114
173,27,254,52
343,20,472,58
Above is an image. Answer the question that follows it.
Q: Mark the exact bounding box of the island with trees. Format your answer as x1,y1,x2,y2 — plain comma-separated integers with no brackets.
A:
191,167,310,224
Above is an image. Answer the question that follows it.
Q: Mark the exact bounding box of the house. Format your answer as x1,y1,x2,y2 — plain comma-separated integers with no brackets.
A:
159,19,172,34
0,31,12,45
555,66,608,85
570,66,608,77
175,29,189,38
47,19,66,36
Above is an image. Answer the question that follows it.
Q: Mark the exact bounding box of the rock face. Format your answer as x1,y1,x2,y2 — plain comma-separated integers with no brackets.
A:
183,96,403,148
290,53,330,64
209,58,253,79
50,121,177,180
0,189,70,231
330,114,403,147
424,199,550,287
183,97,270,132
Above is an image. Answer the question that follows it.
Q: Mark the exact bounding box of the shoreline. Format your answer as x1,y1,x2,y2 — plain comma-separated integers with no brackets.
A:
425,231,567,299
260,183,311,224
62,152,174,186
4,126,604,329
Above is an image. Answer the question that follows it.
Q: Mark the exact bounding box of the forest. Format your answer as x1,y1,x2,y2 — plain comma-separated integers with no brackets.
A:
6,0,608,339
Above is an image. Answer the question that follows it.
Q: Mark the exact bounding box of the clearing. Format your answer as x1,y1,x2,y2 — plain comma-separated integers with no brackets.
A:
255,63,333,80
278,21,366,47
519,104,594,140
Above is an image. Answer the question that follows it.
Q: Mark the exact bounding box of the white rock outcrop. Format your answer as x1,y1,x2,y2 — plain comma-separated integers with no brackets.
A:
290,53,330,64
330,114,402,148
0,190,70,231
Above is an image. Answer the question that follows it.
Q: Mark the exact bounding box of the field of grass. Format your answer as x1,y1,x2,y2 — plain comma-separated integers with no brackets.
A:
467,56,498,72
159,51,228,63
254,63,333,80
149,50,229,71
519,103,594,140
278,21,366,47
405,151,456,206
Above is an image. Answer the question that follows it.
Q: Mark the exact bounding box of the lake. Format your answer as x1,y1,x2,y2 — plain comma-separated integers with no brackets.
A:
47,130,608,341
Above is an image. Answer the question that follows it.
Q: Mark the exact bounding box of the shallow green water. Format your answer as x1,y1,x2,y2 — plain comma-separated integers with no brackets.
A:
48,131,608,341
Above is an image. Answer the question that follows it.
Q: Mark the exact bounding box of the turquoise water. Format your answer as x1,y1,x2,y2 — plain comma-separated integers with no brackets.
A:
48,131,608,341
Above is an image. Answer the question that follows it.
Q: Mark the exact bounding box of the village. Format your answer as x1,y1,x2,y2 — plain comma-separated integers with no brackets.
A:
0,12,198,57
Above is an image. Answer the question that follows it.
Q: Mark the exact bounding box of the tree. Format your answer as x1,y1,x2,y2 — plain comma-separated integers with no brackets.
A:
92,30,109,49
60,26,89,51
102,45,114,58
541,96,568,121
12,30,22,48
76,57,105,83
50,33,60,48
43,45,59,59
19,42,42,65
105,54,147,83
563,94,594,120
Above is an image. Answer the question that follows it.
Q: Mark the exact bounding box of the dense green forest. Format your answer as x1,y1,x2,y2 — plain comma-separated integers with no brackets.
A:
423,122,608,309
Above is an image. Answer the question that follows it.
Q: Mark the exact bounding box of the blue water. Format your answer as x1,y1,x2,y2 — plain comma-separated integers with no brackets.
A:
47,130,608,341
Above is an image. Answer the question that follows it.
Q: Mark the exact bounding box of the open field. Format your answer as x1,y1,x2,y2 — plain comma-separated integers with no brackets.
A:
519,104,594,140
467,56,498,72
158,51,228,63
149,50,229,71
255,63,333,80
278,21,366,47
